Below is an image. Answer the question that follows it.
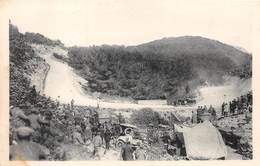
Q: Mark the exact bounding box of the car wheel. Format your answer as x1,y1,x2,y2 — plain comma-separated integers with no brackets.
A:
117,140,124,148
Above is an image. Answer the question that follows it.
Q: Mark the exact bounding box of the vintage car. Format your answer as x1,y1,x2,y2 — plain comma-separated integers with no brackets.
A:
116,123,143,148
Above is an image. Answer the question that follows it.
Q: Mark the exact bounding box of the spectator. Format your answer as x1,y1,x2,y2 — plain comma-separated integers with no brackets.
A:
153,127,160,143
197,106,203,123
121,138,134,161
104,128,112,150
191,110,197,124
221,102,225,116
28,85,38,105
134,142,147,160
85,137,95,154
71,99,75,110
229,101,233,115
242,103,248,114
84,123,92,141
10,127,48,160
201,105,207,114
100,124,105,144
53,135,66,161
125,129,133,144
147,124,154,145
73,125,84,145
248,104,252,113
224,103,229,117
93,131,103,159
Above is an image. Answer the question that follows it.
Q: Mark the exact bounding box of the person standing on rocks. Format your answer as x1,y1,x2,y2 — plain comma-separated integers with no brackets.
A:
71,99,75,110
28,85,38,105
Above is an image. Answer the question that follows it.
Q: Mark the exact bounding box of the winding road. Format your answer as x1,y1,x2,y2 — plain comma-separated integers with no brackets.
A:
35,45,251,113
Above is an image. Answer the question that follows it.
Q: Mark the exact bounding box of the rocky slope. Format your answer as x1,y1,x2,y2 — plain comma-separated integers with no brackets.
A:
10,23,51,105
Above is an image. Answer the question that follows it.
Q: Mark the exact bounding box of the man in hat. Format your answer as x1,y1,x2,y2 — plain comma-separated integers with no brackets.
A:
221,103,225,116
53,134,67,161
10,127,48,160
71,99,75,110
85,137,95,154
224,103,229,117
121,138,134,161
38,110,57,145
125,129,133,144
73,125,84,145
197,106,203,123
104,128,112,150
93,131,103,159
133,142,147,160
99,124,105,144
147,124,154,145
83,122,93,141
153,127,160,143
208,105,215,114
27,108,41,130
191,110,197,124
28,85,38,105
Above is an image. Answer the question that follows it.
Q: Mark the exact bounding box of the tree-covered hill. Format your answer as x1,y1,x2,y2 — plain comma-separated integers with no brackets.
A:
68,36,251,103
24,32,64,47
134,36,250,66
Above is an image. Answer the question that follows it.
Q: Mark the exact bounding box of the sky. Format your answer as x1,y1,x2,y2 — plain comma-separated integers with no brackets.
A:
4,0,259,52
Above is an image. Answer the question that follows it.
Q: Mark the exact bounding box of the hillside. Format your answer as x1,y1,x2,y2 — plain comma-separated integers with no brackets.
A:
135,36,250,66
9,23,50,106
24,32,65,48
68,37,251,103
10,22,251,104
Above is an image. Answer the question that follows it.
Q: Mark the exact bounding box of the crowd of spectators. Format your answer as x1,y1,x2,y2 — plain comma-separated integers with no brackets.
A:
9,85,125,160
221,91,252,119
9,85,253,160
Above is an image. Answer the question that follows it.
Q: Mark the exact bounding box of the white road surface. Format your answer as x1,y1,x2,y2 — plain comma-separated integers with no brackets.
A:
196,77,251,110
38,46,192,110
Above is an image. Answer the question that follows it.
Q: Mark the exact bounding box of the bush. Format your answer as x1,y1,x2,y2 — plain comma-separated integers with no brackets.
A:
130,108,162,126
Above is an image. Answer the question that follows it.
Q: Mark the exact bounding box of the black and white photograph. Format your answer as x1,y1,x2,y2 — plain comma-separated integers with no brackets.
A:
1,0,259,162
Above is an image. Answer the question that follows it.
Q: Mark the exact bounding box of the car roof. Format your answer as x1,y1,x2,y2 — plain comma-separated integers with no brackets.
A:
120,123,137,129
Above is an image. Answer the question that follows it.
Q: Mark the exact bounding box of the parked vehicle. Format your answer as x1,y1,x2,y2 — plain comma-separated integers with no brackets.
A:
116,123,143,148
